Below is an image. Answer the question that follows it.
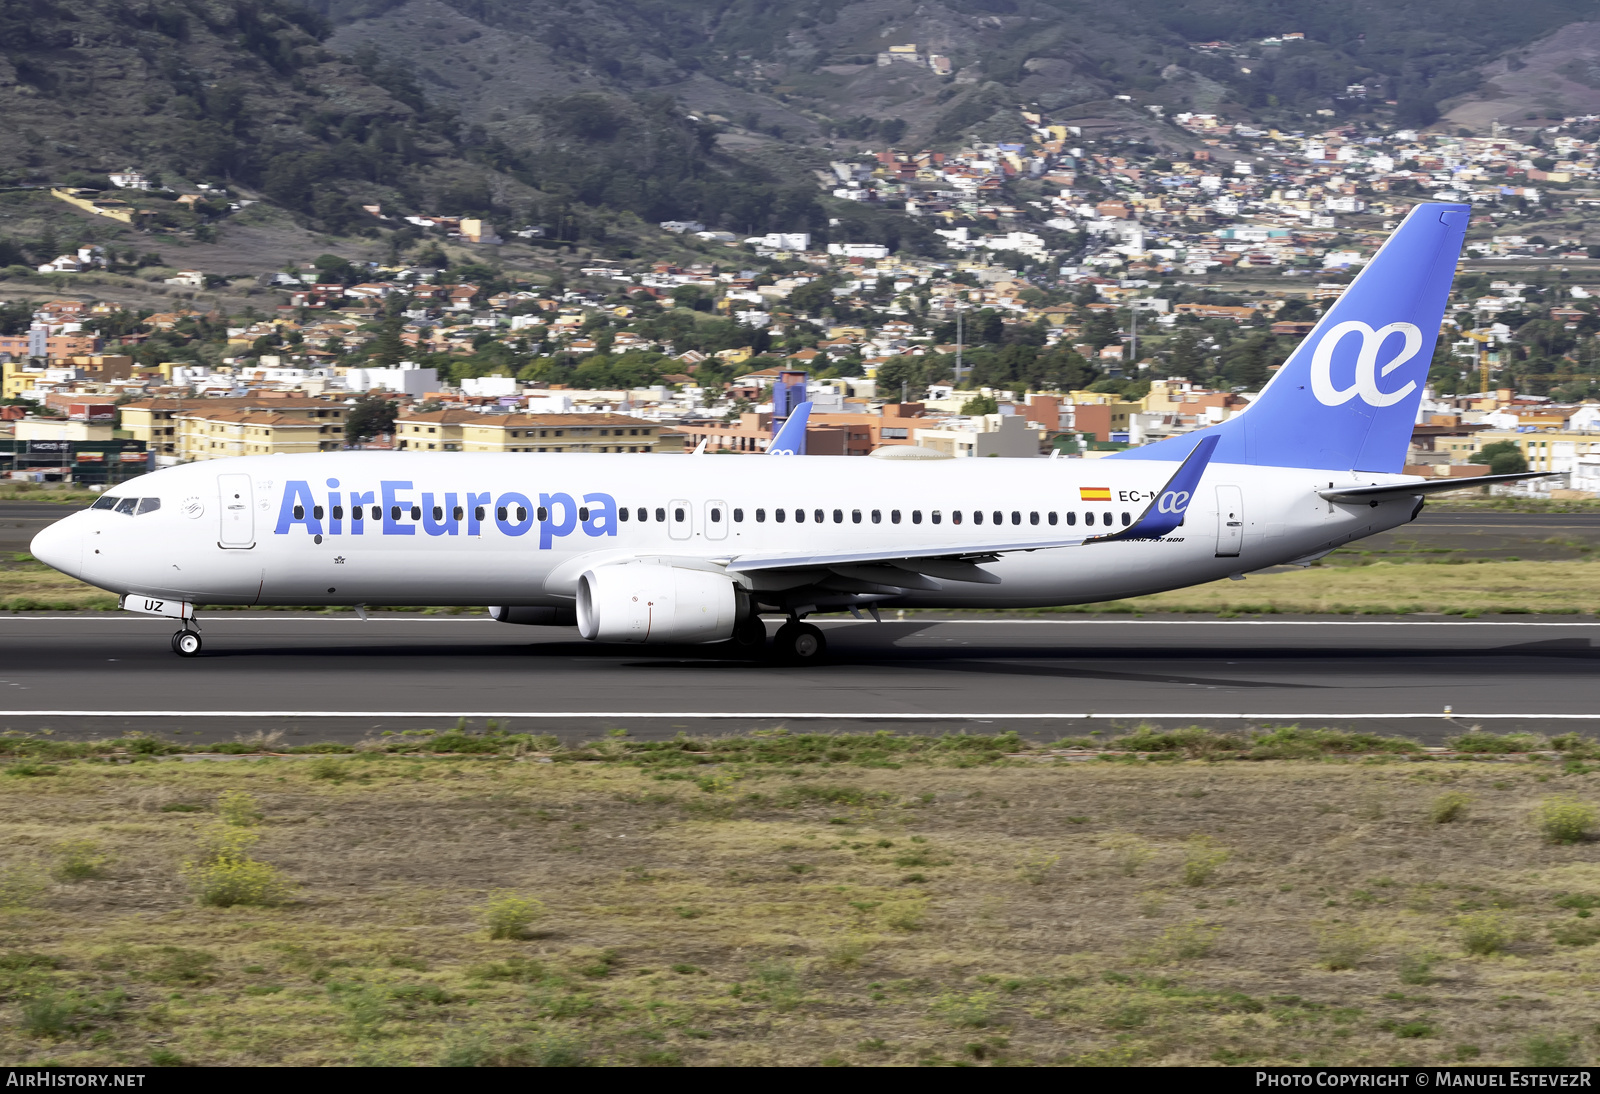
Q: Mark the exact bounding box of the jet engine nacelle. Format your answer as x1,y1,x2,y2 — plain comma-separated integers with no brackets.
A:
488,606,578,626
576,560,739,644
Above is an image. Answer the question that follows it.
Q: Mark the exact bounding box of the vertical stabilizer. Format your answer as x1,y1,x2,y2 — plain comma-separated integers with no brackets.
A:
1113,202,1469,472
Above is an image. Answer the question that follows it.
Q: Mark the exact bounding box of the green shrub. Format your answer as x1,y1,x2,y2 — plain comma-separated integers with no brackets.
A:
52,839,109,881
1139,921,1221,964
216,789,262,827
306,757,349,782
1523,1035,1579,1066
934,990,997,1028
181,827,292,907
1315,924,1371,971
1428,792,1471,824
1181,836,1230,887
1458,912,1513,956
1536,796,1597,844
1104,833,1154,876
481,892,544,940
1398,952,1438,984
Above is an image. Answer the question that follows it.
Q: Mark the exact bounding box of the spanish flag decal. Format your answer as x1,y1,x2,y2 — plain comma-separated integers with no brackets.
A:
1079,486,1112,501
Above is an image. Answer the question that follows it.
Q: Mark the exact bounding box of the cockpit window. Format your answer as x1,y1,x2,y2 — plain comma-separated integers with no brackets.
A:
113,497,138,515
136,498,161,515
91,495,117,511
94,496,160,515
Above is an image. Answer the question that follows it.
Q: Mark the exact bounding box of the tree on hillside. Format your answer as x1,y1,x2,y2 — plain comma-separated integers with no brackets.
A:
1468,440,1528,476
345,395,397,444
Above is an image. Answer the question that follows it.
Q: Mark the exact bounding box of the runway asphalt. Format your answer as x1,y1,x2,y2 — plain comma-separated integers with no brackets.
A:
1,613,1596,746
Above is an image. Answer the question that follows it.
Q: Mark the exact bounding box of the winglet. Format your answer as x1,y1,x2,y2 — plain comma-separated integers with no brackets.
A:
767,401,812,455
1088,433,1219,544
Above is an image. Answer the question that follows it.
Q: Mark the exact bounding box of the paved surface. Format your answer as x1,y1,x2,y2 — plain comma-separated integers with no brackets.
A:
0,502,81,556
0,614,1596,745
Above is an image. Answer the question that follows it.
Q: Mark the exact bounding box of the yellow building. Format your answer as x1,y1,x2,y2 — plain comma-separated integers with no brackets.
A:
1469,430,1600,474
395,410,662,453
2,359,42,400
12,419,114,442
121,397,345,457
175,409,334,459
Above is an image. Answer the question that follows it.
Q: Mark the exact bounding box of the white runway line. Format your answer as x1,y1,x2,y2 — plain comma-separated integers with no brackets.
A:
3,617,1600,628
1,711,1597,720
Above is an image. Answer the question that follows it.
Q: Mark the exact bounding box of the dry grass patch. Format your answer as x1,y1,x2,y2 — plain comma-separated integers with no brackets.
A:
0,749,1597,1064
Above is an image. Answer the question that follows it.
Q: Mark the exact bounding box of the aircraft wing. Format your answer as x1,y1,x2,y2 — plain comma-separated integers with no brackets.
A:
1318,471,1552,502
723,435,1219,582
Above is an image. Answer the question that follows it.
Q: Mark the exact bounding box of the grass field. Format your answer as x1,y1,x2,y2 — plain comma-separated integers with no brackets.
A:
7,554,1600,617
2,730,1599,1067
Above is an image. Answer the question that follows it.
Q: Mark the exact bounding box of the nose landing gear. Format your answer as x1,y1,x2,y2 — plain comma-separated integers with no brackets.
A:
171,629,202,657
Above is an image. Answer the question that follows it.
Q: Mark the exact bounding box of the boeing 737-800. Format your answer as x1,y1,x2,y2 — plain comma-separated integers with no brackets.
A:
29,202,1537,661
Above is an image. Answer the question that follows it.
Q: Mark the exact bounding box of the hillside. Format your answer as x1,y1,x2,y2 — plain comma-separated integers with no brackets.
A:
2,0,1599,261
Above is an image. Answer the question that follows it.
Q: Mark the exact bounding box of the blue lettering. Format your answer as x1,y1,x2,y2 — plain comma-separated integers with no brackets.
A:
497,492,535,537
539,492,576,549
274,481,322,536
423,492,459,536
348,490,374,535
582,492,618,538
466,491,490,536
382,481,415,536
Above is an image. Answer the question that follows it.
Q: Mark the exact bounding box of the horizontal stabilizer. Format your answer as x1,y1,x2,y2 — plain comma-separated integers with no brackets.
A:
1318,472,1552,502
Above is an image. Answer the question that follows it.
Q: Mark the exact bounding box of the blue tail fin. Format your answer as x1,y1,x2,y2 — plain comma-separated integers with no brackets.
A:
1114,202,1469,472
768,401,812,455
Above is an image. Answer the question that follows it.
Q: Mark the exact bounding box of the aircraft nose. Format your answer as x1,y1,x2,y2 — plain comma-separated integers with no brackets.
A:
30,516,82,578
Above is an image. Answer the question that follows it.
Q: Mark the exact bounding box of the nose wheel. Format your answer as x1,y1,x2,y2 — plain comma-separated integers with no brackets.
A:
171,630,202,657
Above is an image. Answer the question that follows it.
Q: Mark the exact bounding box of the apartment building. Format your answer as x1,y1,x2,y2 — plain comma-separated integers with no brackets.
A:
122,397,346,457
174,409,336,460
394,410,664,453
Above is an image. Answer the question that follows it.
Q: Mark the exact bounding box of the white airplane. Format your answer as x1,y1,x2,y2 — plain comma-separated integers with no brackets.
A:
30,202,1536,661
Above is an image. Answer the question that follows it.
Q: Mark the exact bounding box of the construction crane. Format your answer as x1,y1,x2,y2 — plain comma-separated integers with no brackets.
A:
1461,329,1496,394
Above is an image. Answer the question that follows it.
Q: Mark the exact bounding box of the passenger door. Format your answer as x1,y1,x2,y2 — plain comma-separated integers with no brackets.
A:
218,473,255,548
1214,485,1242,558
668,499,692,541
704,499,728,541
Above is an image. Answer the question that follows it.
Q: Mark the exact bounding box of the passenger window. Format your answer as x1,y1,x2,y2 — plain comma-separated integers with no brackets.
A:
496,506,507,521
992,511,1001,525
832,509,842,523
1122,511,1132,526
755,508,766,522
314,505,325,520
774,508,785,523
474,506,485,521
635,507,646,521
371,506,381,521
1066,511,1076,526
579,507,591,521
813,509,823,523
537,506,549,521
912,510,922,525
710,508,722,523
293,504,305,520
1047,512,1057,526
674,507,685,522
973,511,983,525
410,506,421,521
1029,511,1039,525
931,511,942,525
452,506,464,521
733,508,744,522
851,509,861,524
1085,512,1095,526
891,510,901,524
871,510,881,524
619,507,630,522
432,506,443,521
1011,511,1021,525
91,495,117,511
952,511,961,525
795,509,805,523
351,506,364,520
332,506,344,520
655,507,666,522
517,506,528,522
136,498,161,515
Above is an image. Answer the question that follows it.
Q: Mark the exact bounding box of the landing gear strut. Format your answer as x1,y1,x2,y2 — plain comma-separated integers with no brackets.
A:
171,630,202,657
772,621,826,664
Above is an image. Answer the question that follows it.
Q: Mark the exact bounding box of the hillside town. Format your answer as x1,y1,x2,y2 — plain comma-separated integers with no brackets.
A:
8,107,1600,493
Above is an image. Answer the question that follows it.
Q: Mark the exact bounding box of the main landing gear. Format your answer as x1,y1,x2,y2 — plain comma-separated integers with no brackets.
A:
171,629,202,657
772,620,826,664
